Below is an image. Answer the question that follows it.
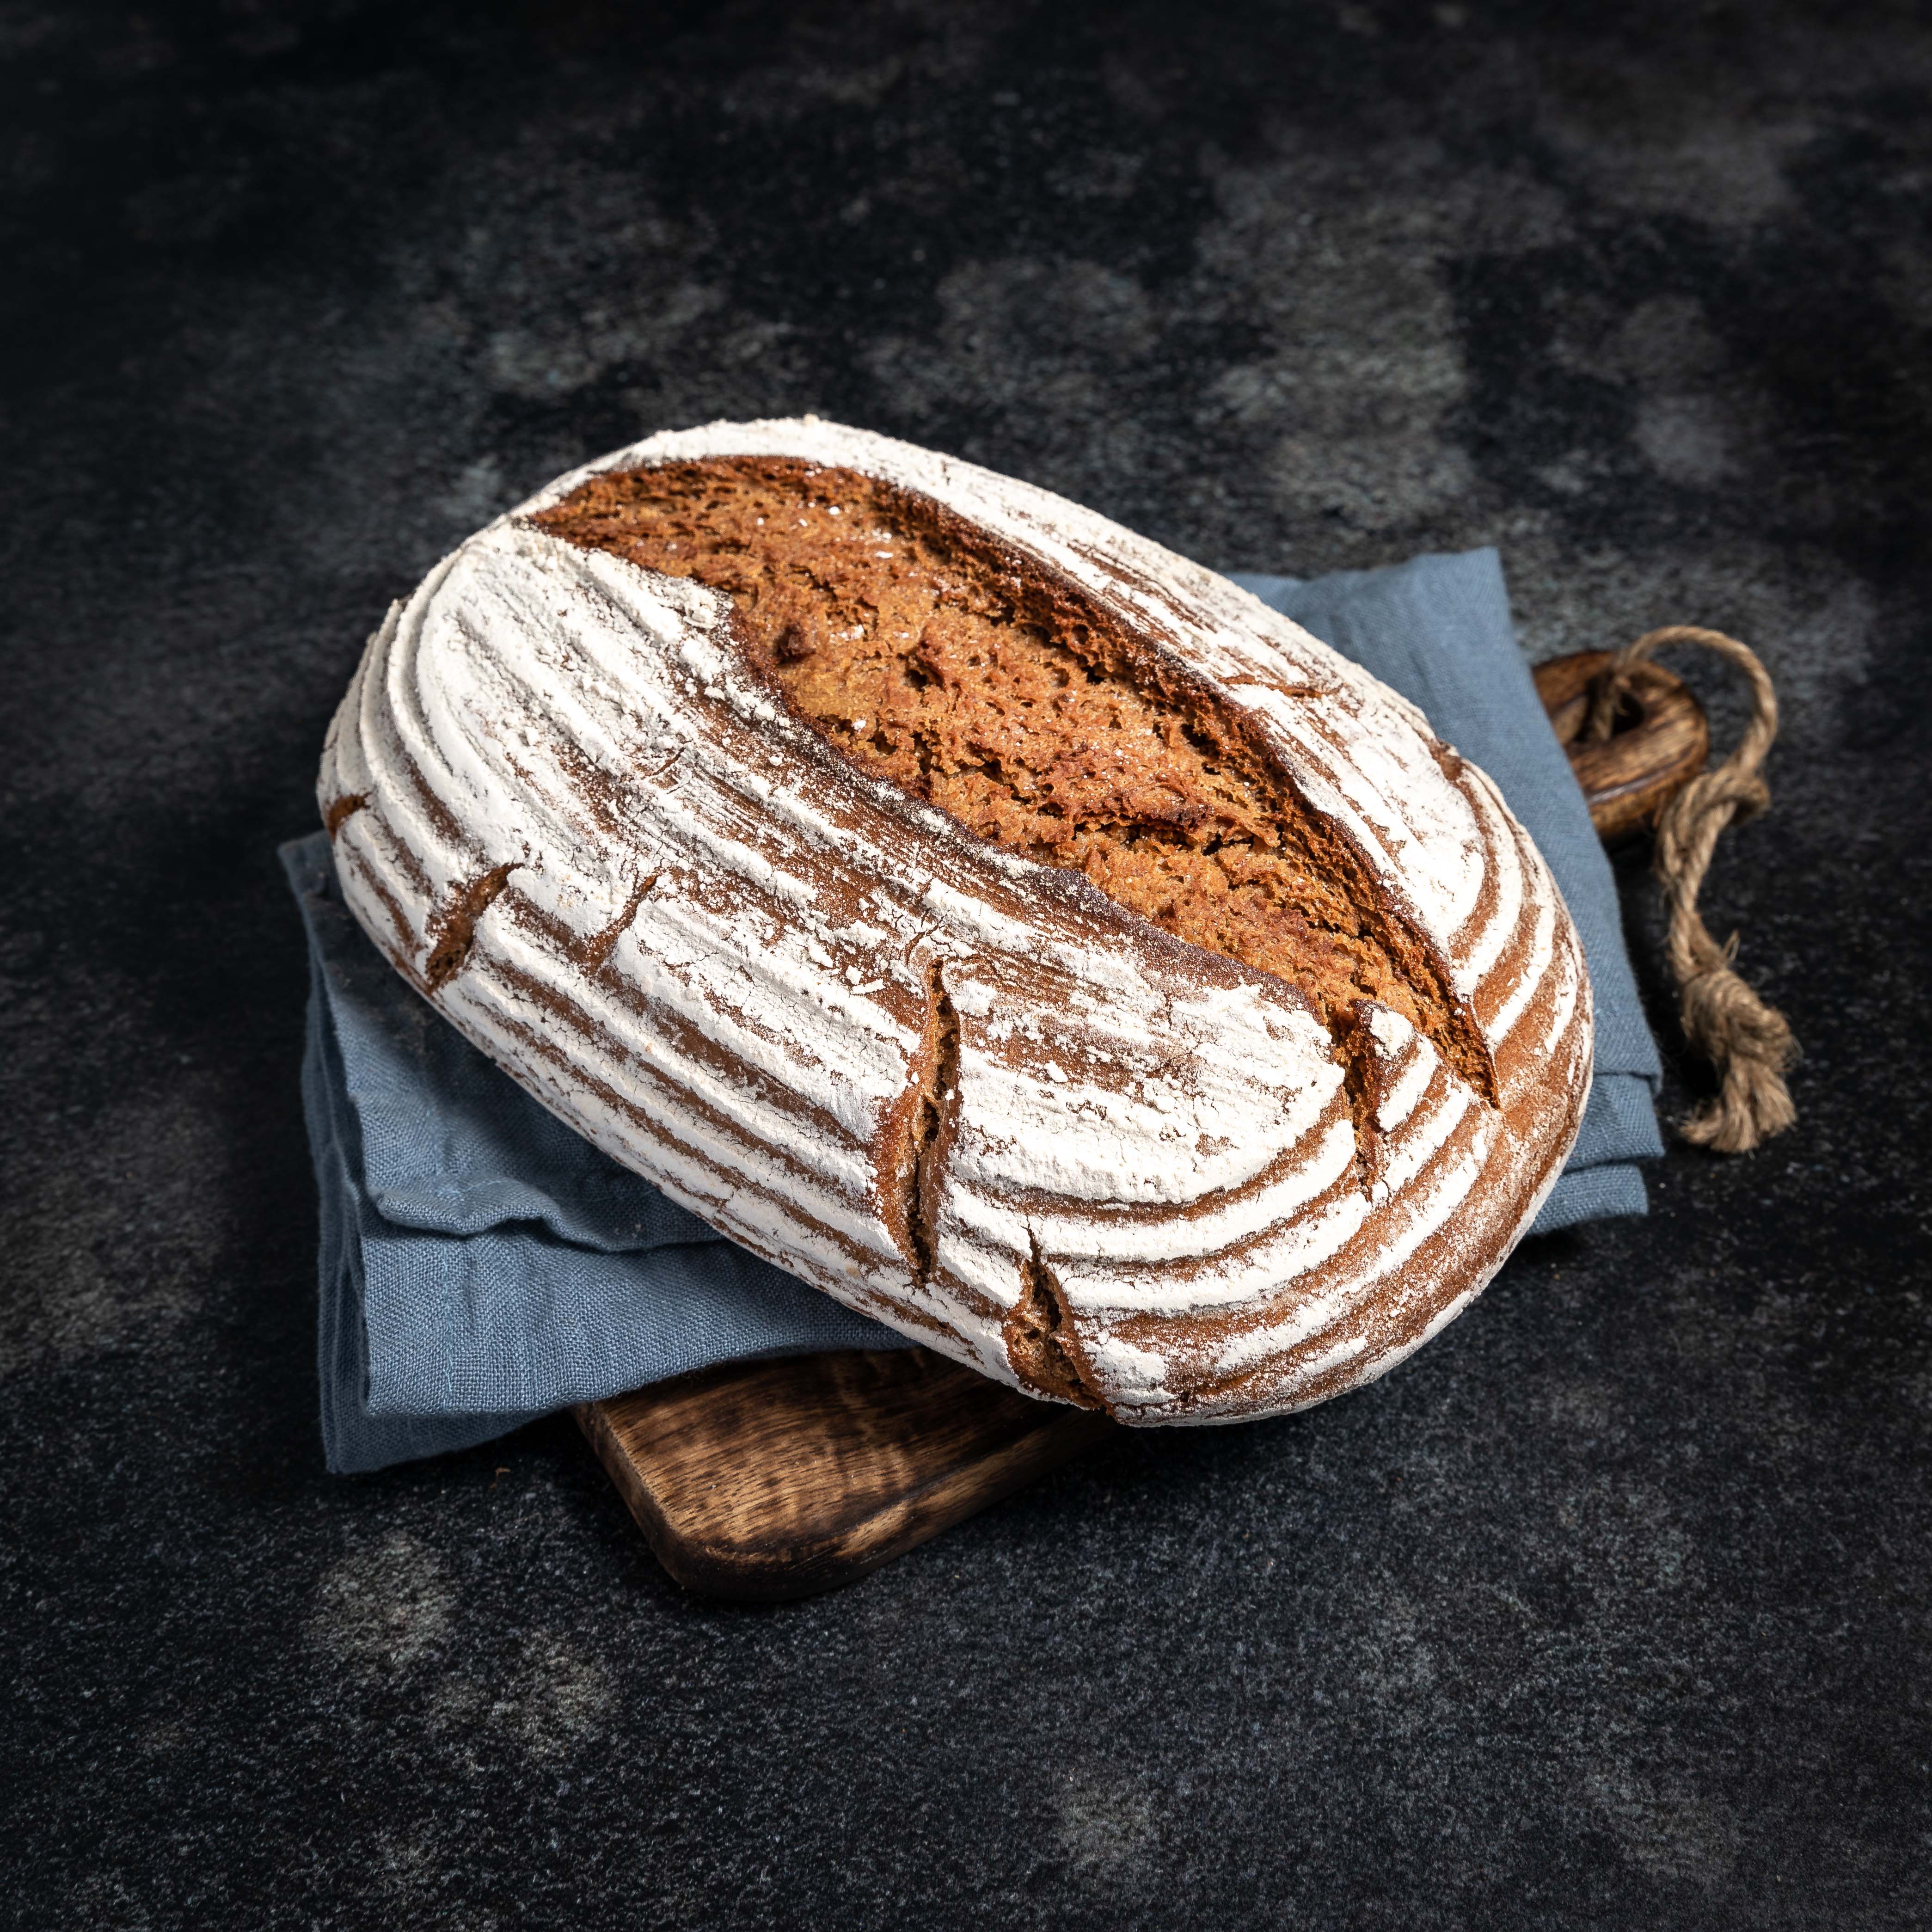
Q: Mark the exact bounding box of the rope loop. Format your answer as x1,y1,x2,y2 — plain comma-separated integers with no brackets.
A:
1585,626,1797,1153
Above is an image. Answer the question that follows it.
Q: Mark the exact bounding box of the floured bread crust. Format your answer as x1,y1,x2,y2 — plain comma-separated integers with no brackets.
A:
318,417,1591,1423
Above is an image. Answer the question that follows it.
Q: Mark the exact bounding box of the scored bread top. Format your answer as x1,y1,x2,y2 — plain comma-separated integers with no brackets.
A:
319,417,1591,1423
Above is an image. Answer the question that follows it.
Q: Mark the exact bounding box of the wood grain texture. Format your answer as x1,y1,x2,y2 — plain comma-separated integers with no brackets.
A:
578,1349,1110,1600
1535,650,1710,842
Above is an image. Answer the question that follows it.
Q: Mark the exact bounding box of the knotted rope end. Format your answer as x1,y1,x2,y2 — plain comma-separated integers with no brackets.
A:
1592,625,1798,1156
1674,957,1800,1154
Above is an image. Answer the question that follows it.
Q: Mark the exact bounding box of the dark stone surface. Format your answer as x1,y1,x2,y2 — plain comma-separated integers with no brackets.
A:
4,2,1929,1925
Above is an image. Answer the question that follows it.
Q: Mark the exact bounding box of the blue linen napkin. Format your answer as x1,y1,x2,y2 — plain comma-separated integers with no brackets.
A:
283,545,1662,1473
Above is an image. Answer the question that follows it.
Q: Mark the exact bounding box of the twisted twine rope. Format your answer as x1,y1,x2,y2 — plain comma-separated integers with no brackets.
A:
1584,626,1797,1153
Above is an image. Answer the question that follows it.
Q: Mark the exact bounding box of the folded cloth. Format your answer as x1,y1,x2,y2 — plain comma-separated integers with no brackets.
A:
283,544,1661,1473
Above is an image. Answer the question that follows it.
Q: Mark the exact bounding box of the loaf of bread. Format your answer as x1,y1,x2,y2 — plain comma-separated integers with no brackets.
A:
319,417,1590,1423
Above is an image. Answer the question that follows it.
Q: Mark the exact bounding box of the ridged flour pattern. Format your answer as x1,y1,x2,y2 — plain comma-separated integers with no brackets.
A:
319,418,1591,1423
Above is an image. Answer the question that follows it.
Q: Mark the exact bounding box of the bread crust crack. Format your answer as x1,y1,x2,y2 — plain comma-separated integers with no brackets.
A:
881,959,959,1291
531,457,1496,1109
423,863,518,991
1004,1236,1102,1410
581,871,660,974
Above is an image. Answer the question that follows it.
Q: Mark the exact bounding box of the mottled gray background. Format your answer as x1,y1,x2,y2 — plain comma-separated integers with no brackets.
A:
4,3,1930,1927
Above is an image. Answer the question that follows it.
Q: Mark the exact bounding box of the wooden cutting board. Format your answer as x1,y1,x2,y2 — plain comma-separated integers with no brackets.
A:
577,1349,1110,1601
580,650,1706,1599
1532,649,1710,842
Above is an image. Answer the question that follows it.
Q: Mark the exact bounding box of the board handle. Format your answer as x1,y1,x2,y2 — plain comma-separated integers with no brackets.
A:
578,1349,1108,1602
1534,648,1710,841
